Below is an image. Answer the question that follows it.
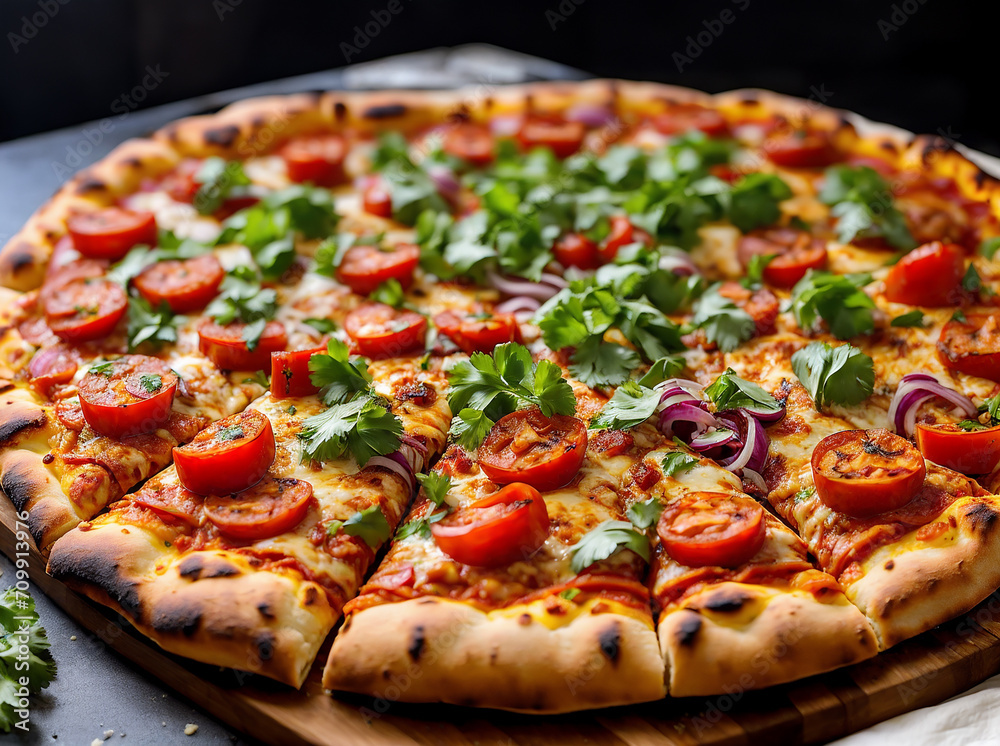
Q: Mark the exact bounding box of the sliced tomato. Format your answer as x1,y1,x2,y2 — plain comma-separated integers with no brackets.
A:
938,314,1000,381
651,105,729,138
198,320,287,371
161,159,202,203
657,492,766,568
433,311,522,355
133,253,225,312
131,482,204,527
78,356,178,438
28,344,80,395
213,195,260,221
344,303,426,359
362,177,393,218
553,232,601,270
589,429,635,458
764,131,837,169
270,347,324,399
478,409,587,491
44,277,127,343
205,476,312,540
737,227,828,288
915,423,1000,475
517,118,585,159
599,215,636,262
431,482,549,566
173,409,276,495
883,241,965,307
811,429,926,517
442,122,495,166
280,134,347,186
336,243,420,296
67,208,157,260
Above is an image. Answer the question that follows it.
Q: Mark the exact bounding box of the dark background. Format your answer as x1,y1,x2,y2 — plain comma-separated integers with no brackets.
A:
1,0,998,155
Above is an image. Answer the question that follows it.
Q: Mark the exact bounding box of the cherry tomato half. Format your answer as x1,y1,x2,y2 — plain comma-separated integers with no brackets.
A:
554,232,601,270
764,131,837,169
430,482,550,566
433,311,522,355
737,228,828,289
599,215,638,263
517,118,585,159
78,355,178,438
478,409,588,492
442,122,495,166
205,476,313,540
883,241,965,307
270,347,324,399
198,319,287,371
651,105,729,138
280,134,347,186
336,243,420,296
173,409,276,495
915,422,1000,475
67,208,157,260
657,492,766,568
938,313,1000,381
362,177,393,218
133,253,225,313
44,277,127,343
811,429,926,517
344,302,426,359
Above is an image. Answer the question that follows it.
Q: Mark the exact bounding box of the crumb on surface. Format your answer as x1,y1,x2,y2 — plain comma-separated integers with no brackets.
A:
90,740,102,746
184,723,199,736
104,730,114,739
70,635,77,641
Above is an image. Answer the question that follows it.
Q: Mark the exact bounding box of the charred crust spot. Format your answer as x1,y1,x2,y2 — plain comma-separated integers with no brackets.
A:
677,614,702,647
256,631,275,661
333,101,347,121
257,602,275,619
177,554,240,580
965,502,998,533
151,603,202,637
177,556,204,580
417,598,437,605
204,125,241,148
75,178,107,194
885,559,895,570
702,588,751,613
2,461,41,511
598,621,621,663
47,547,141,617
738,94,759,106
0,407,45,446
303,585,319,606
122,157,143,169
975,168,995,189
2,246,37,276
407,625,426,661
363,103,407,120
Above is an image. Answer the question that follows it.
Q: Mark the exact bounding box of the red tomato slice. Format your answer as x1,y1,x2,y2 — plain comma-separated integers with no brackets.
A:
44,277,127,343
657,492,766,568
173,409,276,495
213,195,260,221
599,215,636,262
133,253,225,312
336,243,420,296
517,118,585,159
28,344,80,396
883,241,965,307
938,313,1000,381
433,311,522,355
280,134,348,186
161,159,202,203
590,429,635,458
650,105,729,138
554,232,601,270
478,409,588,491
67,208,157,260
764,131,837,168
270,347,324,399
442,123,495,166
431,482,550,566
78,356,178,438
198,320,287,371
205,476,312,540
915,422,1000,475
131,482,204,527
737,228,828,288
811,429,926,517
344,303,426,359
362,178,393,218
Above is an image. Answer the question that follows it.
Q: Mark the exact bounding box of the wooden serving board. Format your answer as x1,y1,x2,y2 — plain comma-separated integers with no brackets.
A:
3,497,1000,746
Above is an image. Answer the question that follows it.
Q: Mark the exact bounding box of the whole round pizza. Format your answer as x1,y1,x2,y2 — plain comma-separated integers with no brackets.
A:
2,80,999,713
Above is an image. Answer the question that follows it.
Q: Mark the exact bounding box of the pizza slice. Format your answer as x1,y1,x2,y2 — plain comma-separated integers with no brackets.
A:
46,352,450,686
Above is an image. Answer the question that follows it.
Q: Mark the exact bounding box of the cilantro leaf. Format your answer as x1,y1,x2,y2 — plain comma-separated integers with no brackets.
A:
818,165,916,250
192,157,251,215
691,286,756,352
627,498,664,529
570,520,651,573
342,505,392,548
661,451,698,477
569,337,640,388
371,278,405,308
743,253,776,288
791,341,875,409
416,472,452,507
638,356,686,387
449,409,495,451
303,318,336,334
890,309,926,328
790,271,875,339
962,264,982,294
980,237,1000,260
299,396,402,465
127,297,185,351
0,588,55,732
205,270,279,347
704,368,781,413
308,338,373,405
727,173,793,232
590,381,661,430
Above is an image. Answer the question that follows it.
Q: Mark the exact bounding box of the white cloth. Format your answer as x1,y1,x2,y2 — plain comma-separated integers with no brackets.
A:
832,673,1000,745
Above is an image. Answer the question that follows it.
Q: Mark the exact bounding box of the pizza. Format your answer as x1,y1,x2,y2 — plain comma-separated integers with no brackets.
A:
2,79,1000,713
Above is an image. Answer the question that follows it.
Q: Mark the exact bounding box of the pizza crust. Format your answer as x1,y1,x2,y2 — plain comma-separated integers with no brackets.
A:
47,518,336,688
323,596,665,713
659,580,878,697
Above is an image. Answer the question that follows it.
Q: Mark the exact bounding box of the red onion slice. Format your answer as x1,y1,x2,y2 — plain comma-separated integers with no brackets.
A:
565,103,616,127
659,402,720,438
495,296,541,315
400,433,428,455
743,468,767,494
688,427,736,451
888,372,977,437
367,454,415,493
427,165,461,202
658,248,699,277
742,401,787,424
717,409,769,473
487,270,562,301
